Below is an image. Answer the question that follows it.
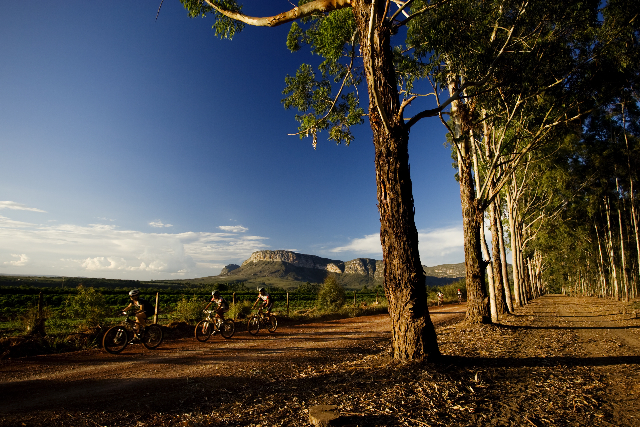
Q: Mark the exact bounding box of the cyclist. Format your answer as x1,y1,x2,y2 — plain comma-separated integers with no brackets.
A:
252,287,273,315
203,290,230,335
204,290,230,320
437,291,444,306
457,288,463,303
122,289,154,340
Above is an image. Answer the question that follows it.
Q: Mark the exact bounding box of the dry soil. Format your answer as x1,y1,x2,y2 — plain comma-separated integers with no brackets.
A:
0,296,639,426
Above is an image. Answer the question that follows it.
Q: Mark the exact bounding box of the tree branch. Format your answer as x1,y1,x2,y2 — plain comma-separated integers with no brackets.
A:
203,0,352,27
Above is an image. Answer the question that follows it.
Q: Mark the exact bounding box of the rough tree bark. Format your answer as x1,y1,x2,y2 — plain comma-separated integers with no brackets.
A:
352,1,440,360
448,77,489,323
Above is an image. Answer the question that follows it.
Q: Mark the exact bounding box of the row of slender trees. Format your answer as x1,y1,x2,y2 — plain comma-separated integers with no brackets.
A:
174,0,638,360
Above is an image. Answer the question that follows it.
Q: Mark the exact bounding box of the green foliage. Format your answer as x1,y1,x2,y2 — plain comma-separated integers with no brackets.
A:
18,305,49,335
282,7,364,147
228,300,253,319
64,286,109,327
282,62,364,146
296,281,320,294
317,275,346,311
179,0,245,39
174,295,207,323
428,280,466,305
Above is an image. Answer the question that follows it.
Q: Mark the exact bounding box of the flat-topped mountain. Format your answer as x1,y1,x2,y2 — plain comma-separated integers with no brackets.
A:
209,250,463,289
240,250,383,279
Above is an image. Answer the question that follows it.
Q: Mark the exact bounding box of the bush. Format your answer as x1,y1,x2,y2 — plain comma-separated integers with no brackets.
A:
174,295,206,323
317,275,346,311
428,280,466,305
19,305,49,335
64,286,109,327
228,300,253,319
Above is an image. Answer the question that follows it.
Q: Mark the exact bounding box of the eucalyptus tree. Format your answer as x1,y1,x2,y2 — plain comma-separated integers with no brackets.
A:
402,0,601,321
177,0,475,361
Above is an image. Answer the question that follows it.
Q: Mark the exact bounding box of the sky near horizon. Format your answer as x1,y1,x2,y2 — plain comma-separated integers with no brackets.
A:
0,2,464,280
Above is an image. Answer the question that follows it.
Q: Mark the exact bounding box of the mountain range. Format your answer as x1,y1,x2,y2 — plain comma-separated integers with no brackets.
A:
192,250,465,290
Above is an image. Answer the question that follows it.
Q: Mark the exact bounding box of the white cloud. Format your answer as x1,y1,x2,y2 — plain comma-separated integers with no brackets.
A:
4,253,29,266
0,201,46,213
330,234,382,255
329,226,464,266
218,225,248,233
97,217,116,222
149,220,173,228
0,214,270,279
417,226,464,266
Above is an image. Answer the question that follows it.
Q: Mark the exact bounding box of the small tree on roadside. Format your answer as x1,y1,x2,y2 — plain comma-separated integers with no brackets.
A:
64,285,109,328
317,275,346,311
174,295,205,323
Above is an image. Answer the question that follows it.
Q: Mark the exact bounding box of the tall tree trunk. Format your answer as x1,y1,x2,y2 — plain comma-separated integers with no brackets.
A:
616,178,630,302
507,183,522,307
595,222,609,297
496,193,513,312
448,77,489,324
520,249,529,304
490,197,508,316
622,102,639,299
353,0,439,360
605,197,620,300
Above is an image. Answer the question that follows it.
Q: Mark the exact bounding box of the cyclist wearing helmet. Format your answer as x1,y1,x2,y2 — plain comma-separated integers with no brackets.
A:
122,289,154,337
204,290,230,320
252,287,273,314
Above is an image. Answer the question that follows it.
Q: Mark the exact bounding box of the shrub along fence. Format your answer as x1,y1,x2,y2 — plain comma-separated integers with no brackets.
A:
0,286,389,327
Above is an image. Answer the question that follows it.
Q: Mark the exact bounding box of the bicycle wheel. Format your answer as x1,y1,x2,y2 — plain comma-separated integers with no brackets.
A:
247,316,260,335
267,315,278,333
195,320,212,342
142,324,163,349
103,326,129,354
220,319,235,339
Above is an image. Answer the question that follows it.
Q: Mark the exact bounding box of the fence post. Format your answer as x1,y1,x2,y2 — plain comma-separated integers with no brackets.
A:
286,292,290,317
353,290,356,306
233,292,237,319
154,292,159,324
35,292,45,335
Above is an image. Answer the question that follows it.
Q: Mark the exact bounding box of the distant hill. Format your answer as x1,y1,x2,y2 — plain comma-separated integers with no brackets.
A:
423,263,466,286
190,250,465,290
0,251,467,290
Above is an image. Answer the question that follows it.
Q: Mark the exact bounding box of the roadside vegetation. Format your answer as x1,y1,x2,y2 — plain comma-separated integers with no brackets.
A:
0,274,466,359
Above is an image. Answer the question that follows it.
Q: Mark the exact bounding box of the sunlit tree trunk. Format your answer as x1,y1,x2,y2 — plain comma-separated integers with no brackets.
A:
496,193,513,312
605,197,620,300
507,186,522,306
353,1,440,360
595,222,609,297
490,197,508,316
447,76,489,324
615,185,629,302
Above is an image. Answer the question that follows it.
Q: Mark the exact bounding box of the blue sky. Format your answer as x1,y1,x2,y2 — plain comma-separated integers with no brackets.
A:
0,1,463,280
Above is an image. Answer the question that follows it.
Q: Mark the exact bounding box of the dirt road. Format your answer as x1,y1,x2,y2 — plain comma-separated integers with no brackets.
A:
1,297,639,426
0,305,463,425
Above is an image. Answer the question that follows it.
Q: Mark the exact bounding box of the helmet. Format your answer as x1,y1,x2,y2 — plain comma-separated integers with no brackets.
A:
258,287,266,294
212,290,220,297
129,289,140,297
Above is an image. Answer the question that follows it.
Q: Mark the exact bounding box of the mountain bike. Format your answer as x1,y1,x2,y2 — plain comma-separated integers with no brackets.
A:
195,310,235,341
458,293,463,304
102,312,163,354
247,308,277,335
